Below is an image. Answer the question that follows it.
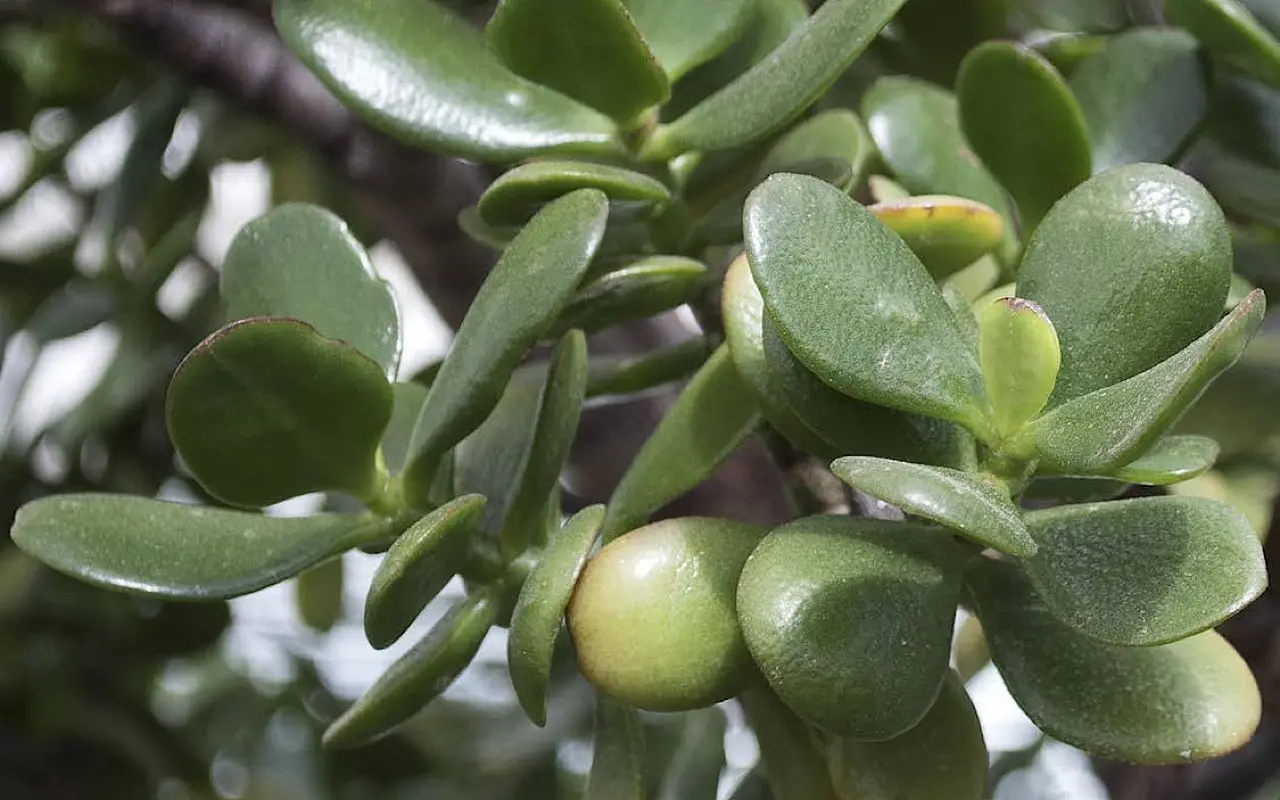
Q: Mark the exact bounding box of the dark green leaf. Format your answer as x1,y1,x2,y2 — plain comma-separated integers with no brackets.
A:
486,0,668,123
1111,435,1219,485
586,696,646,800
403,190,607,503
97,78,187,244
1016,163,1233,404
221,204,401,375
364,495,486,650
754,109,874,190
830,457,1035,556
967,558,1261,763
746,173,988,432
477,161,671,227
12,494,397,599
166,318,393,508
552,257,709,336
737,516,966,739
640,0,908,159
509,505,604,726
324,589,499,748
738,686,840,800
1070,28,1209,172
1166,0,1280,88
957,42,1091,232
296,557,345,633
1022,476,1132,504
585,337,716,400
890,0,1010,84
381,382,429,475
624,0,753,80
657,709,728,800
869,195,1007,280
274,0,623,162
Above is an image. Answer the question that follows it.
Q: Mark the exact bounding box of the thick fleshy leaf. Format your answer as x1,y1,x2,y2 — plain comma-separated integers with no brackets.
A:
657,709,728,800
825,673,988,800
640,0,908,159
1022,496,1264,646
624,0,753,80
737,515,966,739
979,297,1060,439
1031,31,1111,74
364,495,486,650
477,161,671,227
746,173,988,432
1111,435,1219,485
957,43,1092,232
1017,164,1233,404
739,686,841,800
1207,75,1280,170
12,494,396,599
861,78,1015,230
1166,0,1280,88
296,557,344,633
486,0,667,123
550,257,710,336
381,382,429,475
508,505,604,726
273,0,623,162
967,559,1261,763
220,204,400,376
585,696,646,800
599,346,759,542
403,190,607,502
869,195,1006,280
324,590,499,749
1016,290,1265,475
1173,329,1280,459
585,337,716,400
1022,476,1132,504
1070,28,1209,172
166,318,393,508
755,109,874,191
830,457,1035,557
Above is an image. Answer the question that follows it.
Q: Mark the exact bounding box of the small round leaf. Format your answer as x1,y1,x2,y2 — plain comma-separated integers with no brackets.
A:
979,297,1061,439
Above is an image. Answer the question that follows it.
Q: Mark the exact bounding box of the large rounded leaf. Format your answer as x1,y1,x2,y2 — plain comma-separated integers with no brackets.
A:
12,494,398,599
737,516,966,739
957,42,1092,233
274,0,622,162
624,0,753,80
1017,164,1233,404
220,204,400,377
1166,0,1280,88
166,318,393,508
1021,496,1265,646
403,190,607,502
745,173,988,432
967,559,1261,764
478,161,671,227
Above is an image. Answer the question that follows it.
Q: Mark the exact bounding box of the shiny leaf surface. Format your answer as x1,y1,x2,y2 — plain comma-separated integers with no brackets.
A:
624,0,753,80
1111,435,1220,485
869,195,1006,280
979,297,1060,439
477,161,671,227
551,257,710,336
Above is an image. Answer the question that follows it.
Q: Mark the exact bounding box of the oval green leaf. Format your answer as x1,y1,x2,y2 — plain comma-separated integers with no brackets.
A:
166,318,393,508
624,0,753,80
220,204,401,376
957,42,1092,233
657,708,728,800
381,381,430,476
586,696,646,800
829,456,1035,557
403,189,607,503
745,173,987,432
979,296,1061,439
737,515,966,739
364,494,486,650
869,195,1006,280
478,161,672,227
1111,434,1220,485
586,337,716,400
508,504,605,726
1017,163,1233,404
1166,0,1280,88
755,109,874,191
12,494,396,599
273,0,623,162
967,558,1261,764
550,257,710,336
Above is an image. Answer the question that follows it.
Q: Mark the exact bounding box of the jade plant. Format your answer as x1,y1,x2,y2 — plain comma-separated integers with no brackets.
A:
10,0,1280,797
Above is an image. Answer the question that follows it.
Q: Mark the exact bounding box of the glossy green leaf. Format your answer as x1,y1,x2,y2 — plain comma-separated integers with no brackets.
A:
166,318,393,508
640,0,908,159
739,686,841,800
943,285,981,350
957,42,1092,232
296,557,345,633
508,505,604,726
478,161,671,227
585,696,646,800
220,204,400,376
830,457,1035,557
1022,496,1265,646
486,0,667,123
381,382,429,475
755,109,874,190
737,516,966,739
967,559,1261,763
324,589,499,749
1016,290,1265,474
364,495,486,650
979,297,1061,439
869,195,1006,280
551,257,710,336
585,337,716,400
274,0,623,162
746,173,988,432
861,78,1015,230
624,0,753,80
825,673,988,800
657,709,728,800
403,190,607,502
497,330,587,558
599,346,759,542
12,494,396,599
1017,164,1233,404
1070,28,1209,172
1166,0,1280,88
1111,435,1219,485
